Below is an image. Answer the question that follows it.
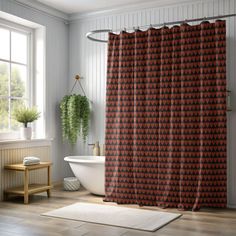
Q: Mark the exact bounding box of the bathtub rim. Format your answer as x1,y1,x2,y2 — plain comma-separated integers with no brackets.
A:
64,156,105,164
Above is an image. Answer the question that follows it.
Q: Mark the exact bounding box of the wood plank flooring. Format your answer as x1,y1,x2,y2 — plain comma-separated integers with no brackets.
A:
0,186,235,236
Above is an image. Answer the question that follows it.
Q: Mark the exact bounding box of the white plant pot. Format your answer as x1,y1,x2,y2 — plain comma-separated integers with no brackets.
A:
20,127,32,140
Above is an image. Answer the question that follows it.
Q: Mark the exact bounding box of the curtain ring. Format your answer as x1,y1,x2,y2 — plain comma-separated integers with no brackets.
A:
202,16,209,24
181,19,189,26
133,26,140,32
182,19,188,25
149,24,153,29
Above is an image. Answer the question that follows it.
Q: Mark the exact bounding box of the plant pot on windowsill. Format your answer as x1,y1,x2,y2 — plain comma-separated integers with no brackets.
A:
20,127,32,140
13,106,40,140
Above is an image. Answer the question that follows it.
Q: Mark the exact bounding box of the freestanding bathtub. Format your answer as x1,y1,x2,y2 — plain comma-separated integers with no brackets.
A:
64,156,105,196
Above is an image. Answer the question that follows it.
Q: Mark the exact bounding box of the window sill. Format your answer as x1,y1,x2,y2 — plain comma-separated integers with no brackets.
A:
0,138,53,150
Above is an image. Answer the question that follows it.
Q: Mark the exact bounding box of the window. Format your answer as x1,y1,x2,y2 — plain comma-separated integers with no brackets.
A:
0,13,46,141
0,16,46,141
0,20,33,138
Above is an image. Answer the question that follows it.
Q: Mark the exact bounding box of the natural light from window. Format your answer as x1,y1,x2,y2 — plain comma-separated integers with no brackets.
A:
0,13,46,141
0,26,30,134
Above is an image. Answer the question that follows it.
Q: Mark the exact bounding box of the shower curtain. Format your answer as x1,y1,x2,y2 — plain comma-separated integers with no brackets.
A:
105,20,227,210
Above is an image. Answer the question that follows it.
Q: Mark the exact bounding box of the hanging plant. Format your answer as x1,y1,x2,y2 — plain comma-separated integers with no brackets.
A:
60,94,90,144
79,96,90,141
60,95,70,141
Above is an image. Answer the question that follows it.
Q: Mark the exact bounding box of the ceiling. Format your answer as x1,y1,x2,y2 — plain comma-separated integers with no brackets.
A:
36,0,159,14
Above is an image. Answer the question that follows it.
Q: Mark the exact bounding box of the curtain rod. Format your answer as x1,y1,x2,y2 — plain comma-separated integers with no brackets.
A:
86,13,236,43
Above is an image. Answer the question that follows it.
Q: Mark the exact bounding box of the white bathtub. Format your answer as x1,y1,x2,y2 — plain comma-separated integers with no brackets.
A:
64,156,105,196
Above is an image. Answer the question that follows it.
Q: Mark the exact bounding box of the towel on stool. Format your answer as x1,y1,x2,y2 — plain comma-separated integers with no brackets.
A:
23,156,40,166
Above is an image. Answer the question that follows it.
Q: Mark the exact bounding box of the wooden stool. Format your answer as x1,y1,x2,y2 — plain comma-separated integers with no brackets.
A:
4,162,52,204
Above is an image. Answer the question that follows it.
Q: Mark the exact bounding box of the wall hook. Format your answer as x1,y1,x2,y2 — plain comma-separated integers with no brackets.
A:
70,74,92,103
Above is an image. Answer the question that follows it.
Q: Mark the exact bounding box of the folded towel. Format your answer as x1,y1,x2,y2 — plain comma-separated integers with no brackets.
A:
23,156,40,166
24,156,40,161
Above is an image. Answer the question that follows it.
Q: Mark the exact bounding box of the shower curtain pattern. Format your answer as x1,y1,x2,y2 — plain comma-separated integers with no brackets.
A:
105,20,226,210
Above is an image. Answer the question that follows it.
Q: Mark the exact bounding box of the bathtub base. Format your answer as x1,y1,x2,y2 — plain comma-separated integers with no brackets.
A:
64,156,105,196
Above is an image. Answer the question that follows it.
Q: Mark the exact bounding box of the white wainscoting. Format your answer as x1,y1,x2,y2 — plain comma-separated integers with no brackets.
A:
69,0,236,207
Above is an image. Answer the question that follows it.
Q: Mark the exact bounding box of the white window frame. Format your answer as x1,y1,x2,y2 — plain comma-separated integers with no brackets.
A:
0,19,34,140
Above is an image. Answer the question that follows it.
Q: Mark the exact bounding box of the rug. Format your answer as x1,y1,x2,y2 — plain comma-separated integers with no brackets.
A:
42,202,181,232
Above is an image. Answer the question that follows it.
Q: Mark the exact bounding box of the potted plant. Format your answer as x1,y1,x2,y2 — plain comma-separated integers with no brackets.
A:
60,94,90,144
13,106,40,140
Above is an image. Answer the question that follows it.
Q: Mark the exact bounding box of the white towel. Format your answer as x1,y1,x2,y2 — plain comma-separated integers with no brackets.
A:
23,156,40,166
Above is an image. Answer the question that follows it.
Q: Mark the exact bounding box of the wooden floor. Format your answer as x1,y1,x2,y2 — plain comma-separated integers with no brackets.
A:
0,186,235,236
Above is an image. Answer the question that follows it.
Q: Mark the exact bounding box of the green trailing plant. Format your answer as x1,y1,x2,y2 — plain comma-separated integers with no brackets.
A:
13,106,40,128
79,96,90,141
68,94,80,144
60,95,70,140
60,94,90,144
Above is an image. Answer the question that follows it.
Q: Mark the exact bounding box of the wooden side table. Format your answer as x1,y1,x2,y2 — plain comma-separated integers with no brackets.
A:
4,162,52,204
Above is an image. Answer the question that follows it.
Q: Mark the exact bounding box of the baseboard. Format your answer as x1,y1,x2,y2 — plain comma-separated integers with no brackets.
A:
52,181,63,187
227,204,236,209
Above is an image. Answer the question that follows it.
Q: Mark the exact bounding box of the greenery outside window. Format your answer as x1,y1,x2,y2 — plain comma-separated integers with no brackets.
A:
0,21,33,139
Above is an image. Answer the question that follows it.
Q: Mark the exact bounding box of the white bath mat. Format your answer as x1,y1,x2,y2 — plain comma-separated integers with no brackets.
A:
42,202,181,232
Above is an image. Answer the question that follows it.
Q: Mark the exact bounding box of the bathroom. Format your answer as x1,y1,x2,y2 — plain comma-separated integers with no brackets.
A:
0,0,236,235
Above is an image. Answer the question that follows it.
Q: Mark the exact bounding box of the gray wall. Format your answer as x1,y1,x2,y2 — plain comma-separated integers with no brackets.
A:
0,0,71,182
1,0,236,208
68,0,236,207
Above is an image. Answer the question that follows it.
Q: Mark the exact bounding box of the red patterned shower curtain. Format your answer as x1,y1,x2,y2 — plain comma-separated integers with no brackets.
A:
105,20,227,210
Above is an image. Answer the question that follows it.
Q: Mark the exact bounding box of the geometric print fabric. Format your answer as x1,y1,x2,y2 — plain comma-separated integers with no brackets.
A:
105,20,227,210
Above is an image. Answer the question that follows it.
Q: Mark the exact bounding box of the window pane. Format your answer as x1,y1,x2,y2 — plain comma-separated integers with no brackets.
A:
0,99,9,132
11,31,27,64
0,28,10,60
11,64,27,98
0,62,9,97
11,98,26,131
